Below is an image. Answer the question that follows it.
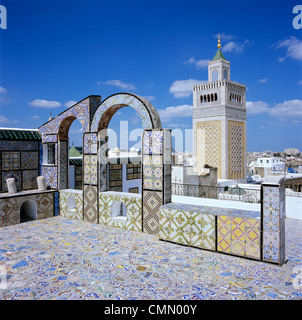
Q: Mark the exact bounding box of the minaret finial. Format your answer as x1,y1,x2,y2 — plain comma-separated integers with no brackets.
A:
49,110,52,121
217,34,221,49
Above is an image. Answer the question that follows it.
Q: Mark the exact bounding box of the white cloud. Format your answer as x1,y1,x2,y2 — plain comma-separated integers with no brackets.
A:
247,99,302,119
32,115,40,120
0,116,18,124
274,36,302,61
158,104,193,122
246,101,270,115
184,57,209,69
143,95,156,101
258,78,268,83
269,100,302,118
0,86,7,94
214,33,236,41
169,79,203,98
101,80,136,91
222,40,251,53
64,100,78,108
29,99,62,108
298,80,302,85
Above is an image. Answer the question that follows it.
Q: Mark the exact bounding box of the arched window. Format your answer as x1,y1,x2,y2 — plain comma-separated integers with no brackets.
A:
214,93,218,101
207,94,210,102
223,69,228,80
204,95,207,103
200,95,203,103
211,93,214,102
212,69,218,82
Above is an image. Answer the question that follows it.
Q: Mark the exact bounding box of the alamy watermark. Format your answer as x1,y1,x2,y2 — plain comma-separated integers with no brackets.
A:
293,5,302,29
293,265,302,290
0,5,7,29
0,265,7,289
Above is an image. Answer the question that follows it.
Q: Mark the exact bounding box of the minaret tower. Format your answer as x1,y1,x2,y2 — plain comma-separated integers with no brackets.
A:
192,36,247,181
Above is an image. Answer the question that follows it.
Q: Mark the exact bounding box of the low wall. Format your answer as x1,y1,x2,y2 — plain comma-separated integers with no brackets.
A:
0,190,55,227
99,191,142,232
60,189,83,220
160,202,261,260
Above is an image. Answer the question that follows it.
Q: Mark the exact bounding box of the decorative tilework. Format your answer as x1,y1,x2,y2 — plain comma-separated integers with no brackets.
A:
0,191,55,227
42,166,58,189
0,140,39,151
91,93,161,132
42,134,57,143
2,152,20,170
2,171,21,192
21,151,39,170
84,155,97,185
143,163,162,190
99,191,142,232
217,215,260,259
262,184,285,265
54,191,60,216
22,170,38,190
39,98,90,135
143,130,163,155
83,185,98,223
160,207,216,251
38,142,43,176
143,190,162,235
84,133,97,154
60,190,83,220
58,140,68,189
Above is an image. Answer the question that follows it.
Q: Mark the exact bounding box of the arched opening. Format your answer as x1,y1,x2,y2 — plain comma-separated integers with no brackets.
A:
212,69,218,82
20,200,37,223
58,116,84,190
67,195,76,214
111,201,127,219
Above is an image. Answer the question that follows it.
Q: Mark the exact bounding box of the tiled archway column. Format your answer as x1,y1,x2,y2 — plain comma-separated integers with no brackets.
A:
142,129,172,234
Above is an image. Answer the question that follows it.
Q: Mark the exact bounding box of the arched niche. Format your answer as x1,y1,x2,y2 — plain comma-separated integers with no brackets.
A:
20,200,37,223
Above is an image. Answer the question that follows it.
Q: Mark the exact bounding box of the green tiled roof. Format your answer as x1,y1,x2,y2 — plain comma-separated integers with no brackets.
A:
212,49,226,61
69,146,82,157
0,129,41,141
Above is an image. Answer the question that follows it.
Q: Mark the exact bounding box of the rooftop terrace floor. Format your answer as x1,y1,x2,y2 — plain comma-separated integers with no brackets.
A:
0,216,301,300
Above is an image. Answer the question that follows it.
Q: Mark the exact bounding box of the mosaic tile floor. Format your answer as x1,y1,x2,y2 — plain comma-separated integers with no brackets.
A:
0,216,301,300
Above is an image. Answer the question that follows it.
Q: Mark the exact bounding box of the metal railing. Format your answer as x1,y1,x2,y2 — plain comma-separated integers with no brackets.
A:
171,183,261,203
171,183,302,202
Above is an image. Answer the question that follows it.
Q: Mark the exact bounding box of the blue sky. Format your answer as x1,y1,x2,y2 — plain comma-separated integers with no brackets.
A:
0,0,301,152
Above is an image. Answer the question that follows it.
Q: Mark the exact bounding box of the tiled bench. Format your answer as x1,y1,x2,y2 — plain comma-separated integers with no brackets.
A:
160,202,261,261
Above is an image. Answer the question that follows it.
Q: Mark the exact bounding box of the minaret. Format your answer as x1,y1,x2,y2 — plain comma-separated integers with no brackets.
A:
192,36,247,181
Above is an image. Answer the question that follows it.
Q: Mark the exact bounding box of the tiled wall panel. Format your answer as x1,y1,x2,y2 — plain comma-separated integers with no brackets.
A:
60,190,83,220
99,191,142,232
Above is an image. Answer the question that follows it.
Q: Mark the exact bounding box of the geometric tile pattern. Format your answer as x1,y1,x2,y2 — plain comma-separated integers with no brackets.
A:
21,151,39,170
143,156,162,190
39,98,90,135
143,130,163,155
22,170,38,190
58,140,68,190
228,121,245,180
2,152,20,170
262,185,285,265
0,191,54,227
160,207,216,251
0,140,39,151
1,171,22,192
84,155,97,185
83,185,98,224
60,190,83,221
217,215,260,260
196,120,221,178
41,134,57,143
91,93,161,132
54,191,60,216
142,190,162,235
99,191,142,232
42,166,58,189
84,133,97,154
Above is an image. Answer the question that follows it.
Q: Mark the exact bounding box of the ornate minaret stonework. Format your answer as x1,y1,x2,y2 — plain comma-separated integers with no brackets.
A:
193,36,247,180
